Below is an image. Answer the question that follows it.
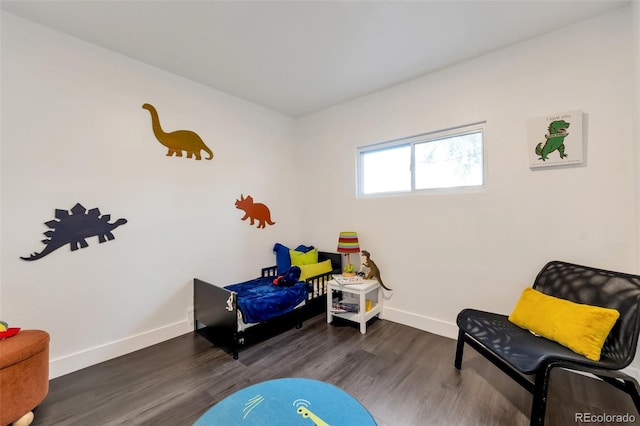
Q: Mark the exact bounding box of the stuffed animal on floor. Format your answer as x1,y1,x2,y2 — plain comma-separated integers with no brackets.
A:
273,266,301,287
361,250,392,291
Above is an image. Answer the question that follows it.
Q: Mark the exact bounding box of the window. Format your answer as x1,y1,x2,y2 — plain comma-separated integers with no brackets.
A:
358,122,485,196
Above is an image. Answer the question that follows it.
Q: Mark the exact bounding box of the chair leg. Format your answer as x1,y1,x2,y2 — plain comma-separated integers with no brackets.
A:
599,374,640,414
623,378,640,414
454,328,465,370
530,365,552,426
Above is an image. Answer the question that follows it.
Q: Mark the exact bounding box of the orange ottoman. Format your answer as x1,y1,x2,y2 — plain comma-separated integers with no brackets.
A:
0,330,49,426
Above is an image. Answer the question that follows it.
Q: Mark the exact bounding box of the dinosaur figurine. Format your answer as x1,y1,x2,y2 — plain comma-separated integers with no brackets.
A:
235,194,275,229
535,119,570,161
21,203,127,261
142,103,213,160
361,250,392,290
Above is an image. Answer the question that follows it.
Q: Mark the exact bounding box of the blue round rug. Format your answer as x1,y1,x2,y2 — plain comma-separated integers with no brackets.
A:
194,378,377,425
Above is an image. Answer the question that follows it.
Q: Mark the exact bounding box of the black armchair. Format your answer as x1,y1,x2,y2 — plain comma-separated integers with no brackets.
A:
454,261,640,426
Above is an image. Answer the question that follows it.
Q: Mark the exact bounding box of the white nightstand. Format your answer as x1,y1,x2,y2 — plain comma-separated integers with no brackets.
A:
326,279,383,334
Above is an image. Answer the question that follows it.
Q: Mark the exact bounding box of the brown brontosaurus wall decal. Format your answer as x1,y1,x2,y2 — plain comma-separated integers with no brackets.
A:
142,103,213,160
235,194,275,229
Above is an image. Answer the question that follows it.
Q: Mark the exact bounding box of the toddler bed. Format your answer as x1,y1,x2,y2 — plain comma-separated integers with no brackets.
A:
194,248,341,359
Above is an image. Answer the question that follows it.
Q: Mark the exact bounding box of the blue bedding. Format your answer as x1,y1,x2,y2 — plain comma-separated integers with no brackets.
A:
225,277,307,324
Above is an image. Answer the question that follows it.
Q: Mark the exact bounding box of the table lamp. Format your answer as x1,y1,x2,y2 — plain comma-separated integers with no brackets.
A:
337,231,360,276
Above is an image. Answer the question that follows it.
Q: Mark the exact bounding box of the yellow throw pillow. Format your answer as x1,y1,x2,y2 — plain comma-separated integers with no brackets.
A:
299,259,333,281
290,248,318,266
508,287,620,361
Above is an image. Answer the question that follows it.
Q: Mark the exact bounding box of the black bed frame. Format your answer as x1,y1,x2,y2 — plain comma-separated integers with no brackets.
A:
194,251,341,359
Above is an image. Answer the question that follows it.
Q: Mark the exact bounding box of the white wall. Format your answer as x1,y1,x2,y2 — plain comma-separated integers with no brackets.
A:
0,12,302,378
297,8,637,343
2,6,639,380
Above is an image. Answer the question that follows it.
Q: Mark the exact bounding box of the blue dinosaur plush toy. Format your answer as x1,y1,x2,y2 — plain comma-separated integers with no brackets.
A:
273,266,301,287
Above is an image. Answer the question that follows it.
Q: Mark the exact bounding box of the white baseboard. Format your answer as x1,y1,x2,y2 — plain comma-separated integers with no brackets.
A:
383,307,458,340
49,311,640,384
49,320,192,379
383,307,640,384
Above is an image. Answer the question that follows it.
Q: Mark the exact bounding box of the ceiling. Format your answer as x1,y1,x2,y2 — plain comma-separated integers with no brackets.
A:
0,0,630,118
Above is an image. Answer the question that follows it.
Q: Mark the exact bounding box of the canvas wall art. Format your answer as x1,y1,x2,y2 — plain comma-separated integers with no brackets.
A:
528,110,584,168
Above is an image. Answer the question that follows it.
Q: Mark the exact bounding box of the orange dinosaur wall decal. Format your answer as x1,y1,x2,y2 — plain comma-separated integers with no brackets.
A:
142,103,213,160
235,195,275,229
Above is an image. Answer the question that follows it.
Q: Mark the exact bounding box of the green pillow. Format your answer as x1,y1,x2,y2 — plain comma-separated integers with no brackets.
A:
299,259,333,281
290,248,318,266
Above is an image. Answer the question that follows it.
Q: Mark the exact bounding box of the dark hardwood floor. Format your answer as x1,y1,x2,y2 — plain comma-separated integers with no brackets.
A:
32,314,637,426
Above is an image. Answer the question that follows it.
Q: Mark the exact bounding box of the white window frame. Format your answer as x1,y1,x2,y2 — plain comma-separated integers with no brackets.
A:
357,121,486,197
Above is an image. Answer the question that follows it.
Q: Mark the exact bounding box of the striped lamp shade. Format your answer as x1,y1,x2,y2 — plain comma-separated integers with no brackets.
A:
337,232,360,253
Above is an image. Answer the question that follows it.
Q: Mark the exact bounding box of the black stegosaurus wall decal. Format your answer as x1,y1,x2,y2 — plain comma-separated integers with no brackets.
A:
21,203,127,261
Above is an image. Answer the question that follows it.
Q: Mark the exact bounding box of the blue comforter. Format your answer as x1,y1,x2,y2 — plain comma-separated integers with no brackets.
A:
225,277,307,324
